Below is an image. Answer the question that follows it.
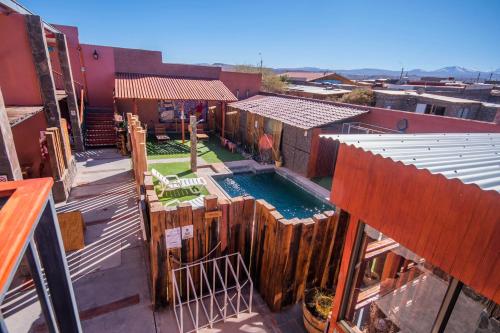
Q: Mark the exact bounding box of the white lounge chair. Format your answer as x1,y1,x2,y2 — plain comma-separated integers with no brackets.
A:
151,168,207,196
166,195,206,208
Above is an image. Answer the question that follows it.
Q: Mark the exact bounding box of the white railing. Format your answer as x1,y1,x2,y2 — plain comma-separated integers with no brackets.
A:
172,252,253,333
341,122,400,134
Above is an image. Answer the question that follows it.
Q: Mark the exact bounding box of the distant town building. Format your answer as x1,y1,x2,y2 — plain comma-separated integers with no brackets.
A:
374,90,500,122
280,71,358,85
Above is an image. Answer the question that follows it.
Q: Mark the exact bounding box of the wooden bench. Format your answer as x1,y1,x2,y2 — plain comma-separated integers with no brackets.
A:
154,125,170,141
196,133,209,141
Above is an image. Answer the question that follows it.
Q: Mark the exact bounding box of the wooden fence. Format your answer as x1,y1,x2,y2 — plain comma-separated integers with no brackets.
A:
143,173,346,312
46,123,72,181
126,113,147,190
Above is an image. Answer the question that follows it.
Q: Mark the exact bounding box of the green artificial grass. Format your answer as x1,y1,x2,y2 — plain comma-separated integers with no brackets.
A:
147,138,245,163
312,176,333,191
148,162,209,206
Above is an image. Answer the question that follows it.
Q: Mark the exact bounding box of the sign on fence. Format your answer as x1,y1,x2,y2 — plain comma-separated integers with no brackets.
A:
165,228,182,249
181,225,193,240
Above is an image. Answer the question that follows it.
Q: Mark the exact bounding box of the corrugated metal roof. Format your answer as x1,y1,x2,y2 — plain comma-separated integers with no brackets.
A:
114,73,237,102
321,133,500,192
229,95,368,129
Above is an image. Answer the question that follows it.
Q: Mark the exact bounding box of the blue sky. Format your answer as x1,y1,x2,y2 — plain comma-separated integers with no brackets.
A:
22,0,500,71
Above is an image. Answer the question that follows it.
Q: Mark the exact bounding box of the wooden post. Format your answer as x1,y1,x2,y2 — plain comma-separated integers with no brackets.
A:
25,15,62,129
55,33,84,152
181,102,185,144
45,131,62,181
293,218,316,303
133,99,138,115
190,115,197,172
0,90,22,180
221,102,226,140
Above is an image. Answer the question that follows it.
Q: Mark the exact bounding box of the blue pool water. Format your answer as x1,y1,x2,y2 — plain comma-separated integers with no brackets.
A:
215,172,333,219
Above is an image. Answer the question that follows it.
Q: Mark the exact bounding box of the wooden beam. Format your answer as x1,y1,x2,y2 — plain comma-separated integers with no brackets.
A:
221,102,226,140
190,115,197,172
25,15,62,129
0,90,22,180
55,33,84,152
181,102,185,144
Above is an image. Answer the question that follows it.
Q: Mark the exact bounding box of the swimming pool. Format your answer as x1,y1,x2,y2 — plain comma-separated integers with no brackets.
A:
214,172,333,219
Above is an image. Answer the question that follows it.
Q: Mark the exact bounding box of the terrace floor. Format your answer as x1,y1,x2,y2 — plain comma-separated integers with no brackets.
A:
1,148,307,333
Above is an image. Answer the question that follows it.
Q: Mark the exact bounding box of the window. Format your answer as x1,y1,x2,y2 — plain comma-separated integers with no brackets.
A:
444,285,499,333
458,108,470,119
433,106,446,116
343,225,451,333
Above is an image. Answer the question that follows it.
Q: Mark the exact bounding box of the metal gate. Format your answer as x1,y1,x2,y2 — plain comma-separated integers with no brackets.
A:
171,253,253,333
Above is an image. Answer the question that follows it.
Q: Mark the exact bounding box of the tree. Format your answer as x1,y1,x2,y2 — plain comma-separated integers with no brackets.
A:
338,89,375,106
233,65,287,93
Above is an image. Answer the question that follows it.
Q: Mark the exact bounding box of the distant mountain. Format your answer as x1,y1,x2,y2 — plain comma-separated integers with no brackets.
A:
199,63,499,80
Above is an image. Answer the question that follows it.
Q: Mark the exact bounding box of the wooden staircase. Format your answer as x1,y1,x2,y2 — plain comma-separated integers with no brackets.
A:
84,108,116,148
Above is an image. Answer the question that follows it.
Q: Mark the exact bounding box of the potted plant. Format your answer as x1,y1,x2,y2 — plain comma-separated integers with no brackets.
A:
303,288,334,333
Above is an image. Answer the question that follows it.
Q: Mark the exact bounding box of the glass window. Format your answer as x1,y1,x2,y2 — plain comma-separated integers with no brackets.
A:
344,225,451,333
444,285,499,333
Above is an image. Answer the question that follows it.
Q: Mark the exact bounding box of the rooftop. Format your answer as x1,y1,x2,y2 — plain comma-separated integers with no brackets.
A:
229,95,368,129
374,89,481,104
287,84,351,96
114,73,237,102
321,132,500,192
280,71,333,82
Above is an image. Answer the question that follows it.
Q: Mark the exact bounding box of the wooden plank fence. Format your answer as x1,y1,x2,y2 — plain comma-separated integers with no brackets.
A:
46,126,69,181
126,113,148,191
143,171,340,312
126,111,343,312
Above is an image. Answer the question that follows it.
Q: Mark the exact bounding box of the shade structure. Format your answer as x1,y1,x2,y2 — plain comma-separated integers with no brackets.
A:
114,73,237,102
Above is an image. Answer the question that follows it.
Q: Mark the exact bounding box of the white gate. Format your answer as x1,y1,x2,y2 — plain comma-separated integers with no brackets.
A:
171,252,253,333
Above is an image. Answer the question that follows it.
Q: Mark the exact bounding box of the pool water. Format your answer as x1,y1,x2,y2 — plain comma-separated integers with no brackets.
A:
215,172,333,219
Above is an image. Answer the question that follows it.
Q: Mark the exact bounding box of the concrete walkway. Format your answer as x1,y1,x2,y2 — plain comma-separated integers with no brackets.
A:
59,148,155,332
1,149,155,333
1,149,306,333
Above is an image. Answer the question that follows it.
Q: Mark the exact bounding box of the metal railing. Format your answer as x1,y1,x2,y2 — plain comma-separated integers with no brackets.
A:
0,178,81,333
172,253,253,333
52,70,65,90
341,122,400,134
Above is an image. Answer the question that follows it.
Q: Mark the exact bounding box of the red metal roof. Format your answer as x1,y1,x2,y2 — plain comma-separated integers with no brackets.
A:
114,73,237,102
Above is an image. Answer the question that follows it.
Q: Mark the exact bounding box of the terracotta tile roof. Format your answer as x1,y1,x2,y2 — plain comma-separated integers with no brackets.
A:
114,73,237,102
229,95,368,129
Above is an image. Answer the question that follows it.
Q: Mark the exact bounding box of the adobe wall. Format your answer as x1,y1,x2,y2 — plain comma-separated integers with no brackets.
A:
352,106,500,132
11,112,51,178
53,24,85,85
113,47,221,79
219,71,261,99
80,44,115,108
0,13,43,106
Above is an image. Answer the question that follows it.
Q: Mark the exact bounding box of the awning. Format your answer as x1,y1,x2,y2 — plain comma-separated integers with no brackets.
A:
114,73,237,102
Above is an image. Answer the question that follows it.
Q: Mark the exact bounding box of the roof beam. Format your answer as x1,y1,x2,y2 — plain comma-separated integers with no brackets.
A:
0,0,62,34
